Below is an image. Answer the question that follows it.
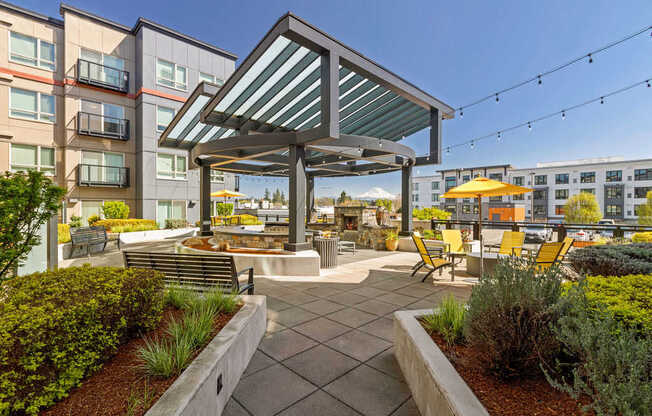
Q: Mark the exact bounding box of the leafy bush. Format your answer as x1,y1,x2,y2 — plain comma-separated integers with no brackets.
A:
567,243,652,276
57,224,70,244
216,203,233,216
632,232,652,243
69,216,82,228
547,286,652,415
0,266,165,415
421,229,442,240
422,295,466,346
94,219,158,233
375,199,393,212
0,171,65,279
637,190,652,225
165,219,188,229
580,274,652,334
563,192,602,224
239,214,261,225
464,257,567,379
384,230,398,241
111,224,159,233
101,201,129,219
412,207,451,221
87,214,101,226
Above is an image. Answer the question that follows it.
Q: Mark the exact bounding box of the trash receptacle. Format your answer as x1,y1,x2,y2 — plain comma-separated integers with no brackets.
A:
313,237,338,268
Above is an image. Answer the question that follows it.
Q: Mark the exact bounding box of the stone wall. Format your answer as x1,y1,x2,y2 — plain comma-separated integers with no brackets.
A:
213,231,313,249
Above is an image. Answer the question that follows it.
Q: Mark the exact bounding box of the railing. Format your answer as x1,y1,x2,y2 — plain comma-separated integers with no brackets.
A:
77,59,129,93
77,112,129,140
430,219,652,242
77,164,129,188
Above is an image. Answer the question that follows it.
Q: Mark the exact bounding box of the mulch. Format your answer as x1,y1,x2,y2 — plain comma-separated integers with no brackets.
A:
183,237,289,255
41,304,241,416
423,327,586,416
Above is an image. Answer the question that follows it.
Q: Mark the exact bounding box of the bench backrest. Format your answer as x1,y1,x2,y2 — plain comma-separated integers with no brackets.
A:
123,251,237,291
71,226,107,244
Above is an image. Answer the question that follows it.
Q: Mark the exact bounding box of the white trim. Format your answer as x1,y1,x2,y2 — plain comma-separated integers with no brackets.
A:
9,87,56,124
156,58,187,91
9,143,56,176
156,152,188,180
8,31,56,72
199,72,215,83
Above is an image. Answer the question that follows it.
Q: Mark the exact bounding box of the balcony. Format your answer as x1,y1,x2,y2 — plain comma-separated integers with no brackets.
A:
77,164,129,188
77,112,129,141
77,59,129,93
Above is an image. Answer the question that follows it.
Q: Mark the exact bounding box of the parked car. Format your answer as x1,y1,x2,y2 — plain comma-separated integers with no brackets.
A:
524,226,552,243
597,219,616,238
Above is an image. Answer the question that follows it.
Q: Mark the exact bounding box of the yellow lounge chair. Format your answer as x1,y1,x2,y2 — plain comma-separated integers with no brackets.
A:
410,232,452,282
441,229,465,255
533,242,565,271
558,237,574,262
488,231,525,257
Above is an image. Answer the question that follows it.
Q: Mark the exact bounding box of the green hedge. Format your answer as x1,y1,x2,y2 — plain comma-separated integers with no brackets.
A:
567,243,652,276
93,219,158,232
0,266,164,415
632,232,652,243
165,219,188,229
583,274,652,333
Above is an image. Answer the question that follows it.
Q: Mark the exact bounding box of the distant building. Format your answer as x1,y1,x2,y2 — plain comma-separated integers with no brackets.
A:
413,157,652,223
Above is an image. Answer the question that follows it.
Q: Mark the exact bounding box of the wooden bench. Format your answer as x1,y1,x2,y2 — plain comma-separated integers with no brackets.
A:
70,226,117,257
123,251,254,294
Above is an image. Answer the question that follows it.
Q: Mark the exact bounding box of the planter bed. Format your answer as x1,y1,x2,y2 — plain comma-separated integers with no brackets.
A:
394,310,584,416
41,295,266,416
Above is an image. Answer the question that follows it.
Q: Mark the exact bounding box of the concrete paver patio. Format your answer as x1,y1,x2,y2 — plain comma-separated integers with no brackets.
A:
61,239,473,416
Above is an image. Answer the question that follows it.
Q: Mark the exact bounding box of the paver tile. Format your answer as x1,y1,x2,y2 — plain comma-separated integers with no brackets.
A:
300,299,347,315
276,390,361,416
354,299,399,316
403,299,438,311
324,365,411,416
326,330,391,362
394,284,435,298
266,320,287,334
293,317,351,343
259,329,318,361
243,350,276,377
265,297,294,312
283,344,360,386
376,292,420,307
326,308,377,328
304,286,344,297
365,348,403,380
268,307,319,327
358,317,394,342
233,364,317,416
348,286,390,298
328,292,369,306
280,292,320,305
222,398,249,416
390,398,420,416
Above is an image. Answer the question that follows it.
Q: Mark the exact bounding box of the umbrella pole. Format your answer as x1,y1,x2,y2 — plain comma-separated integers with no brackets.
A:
478,195,483,278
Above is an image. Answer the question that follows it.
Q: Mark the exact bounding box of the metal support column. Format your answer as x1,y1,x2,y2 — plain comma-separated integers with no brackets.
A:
429,107,442,163
400,165,413,236
199,165,212,236
285,144,311,251
306,175,315,222
321,51,340,139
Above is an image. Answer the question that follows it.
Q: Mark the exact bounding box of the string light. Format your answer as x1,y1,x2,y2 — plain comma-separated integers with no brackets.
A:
495,93,499,103
561,110,566,120
588,53,593,63
459,109,463,118
600,96,604,104
647,80,650,88
446,147,451,155
378,138,382,148
528,121,532,131
497,132,502,142
470,140,475,149
537,75,542,85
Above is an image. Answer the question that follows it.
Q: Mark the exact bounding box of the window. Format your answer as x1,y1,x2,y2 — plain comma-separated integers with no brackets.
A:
81,151,124,184
634,168,652,181
555,173,569,184
533,190,546,200
445,176,456,191
157,200,187,227
555,205,565,215
10,32,55,70
81,200,103,225
635,187,652,198
489,173,503,181
157,59,187,90
555,189,569,200
534,175,547,185
445,205,456,214
513,194,524,201
10,88,55,122
606,204,622,217
431,193,439,202
513,176,524,186
606,170,622,182
413,183,419,191
199,72,215,83
80,99,125,135
533,205,546,216
80,48,125,88
11,144,55,175
581,188,595,194
580,172,595,183
157,106,175,132
606,187,622,199
157,154,187,179
211,169,224,183
462,175,470,183
431,182,439,190
462,205,471,214
412,194,419,202
490,196,502,202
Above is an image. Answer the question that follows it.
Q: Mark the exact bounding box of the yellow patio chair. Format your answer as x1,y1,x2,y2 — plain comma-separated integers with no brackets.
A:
410,232,452,282
441,229,465,255
488,231,525,257
533,242,565,271
558,237,574,262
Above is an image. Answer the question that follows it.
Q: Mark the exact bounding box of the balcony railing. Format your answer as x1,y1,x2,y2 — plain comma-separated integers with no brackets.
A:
77,59,129,93
77,112,129,140
77,164,129,188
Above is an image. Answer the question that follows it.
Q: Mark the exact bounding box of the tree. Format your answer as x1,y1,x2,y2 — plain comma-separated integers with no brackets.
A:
337,191,351,205
272,189,281,204
637,190,652,225
564,192,602,224
264,188,270,200
216,202,233,216
101,201,129,219
412,207,451,220
280,191,286,205
375,199,393,212
0,171,65,279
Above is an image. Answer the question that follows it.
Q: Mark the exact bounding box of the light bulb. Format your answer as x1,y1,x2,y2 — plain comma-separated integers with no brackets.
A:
378,139,382,148
647,80,650,88
588,53,593,63
497,132,502,142
446,147,451,155
562,110,566,120
528,122,532,131
459,109,464,118
537,75,542,85
495,93,499,103
470,140,475,149
600,97,604,104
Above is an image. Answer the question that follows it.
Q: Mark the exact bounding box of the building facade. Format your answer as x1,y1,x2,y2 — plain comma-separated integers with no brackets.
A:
413,157,652,223
0,1,238,226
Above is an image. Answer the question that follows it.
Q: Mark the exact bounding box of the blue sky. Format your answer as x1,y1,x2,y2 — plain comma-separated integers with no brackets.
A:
25,0,652,198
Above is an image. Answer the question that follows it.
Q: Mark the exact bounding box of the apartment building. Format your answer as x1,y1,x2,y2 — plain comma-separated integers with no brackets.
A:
413,157,652,223
0,1,238,226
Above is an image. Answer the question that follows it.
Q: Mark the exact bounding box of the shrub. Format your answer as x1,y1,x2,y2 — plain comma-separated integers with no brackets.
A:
547,287,652,415
567,243,652,276
101,201,129,219
637,190,652,225
57,223,71,244
111,223,159,233
580,274,652,334
165,219,188,229
563,192,602,224
0,171,65,279
87,214,101,226
216,203,233,216
0,266,165,414
464,257,567,380
421,229,443,240
239,214,261,225
632,232,652,243
412,207,451,221
93,219,158,233
422,295,466,346
69,215,82,228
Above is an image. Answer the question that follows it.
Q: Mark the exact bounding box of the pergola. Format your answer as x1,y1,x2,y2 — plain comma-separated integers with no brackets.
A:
159,13,454,251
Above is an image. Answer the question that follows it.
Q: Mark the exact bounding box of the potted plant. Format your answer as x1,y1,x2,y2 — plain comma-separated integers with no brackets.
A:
385,230,399,251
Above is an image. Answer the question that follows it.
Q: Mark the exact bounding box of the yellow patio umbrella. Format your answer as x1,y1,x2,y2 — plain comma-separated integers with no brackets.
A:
441,177,531,238
210,189,246,203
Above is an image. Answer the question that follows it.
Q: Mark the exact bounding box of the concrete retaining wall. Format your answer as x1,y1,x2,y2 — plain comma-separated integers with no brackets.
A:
393,309,489,416
146,295,267,416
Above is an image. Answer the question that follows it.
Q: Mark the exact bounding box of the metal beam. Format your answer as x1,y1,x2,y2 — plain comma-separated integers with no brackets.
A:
285,144,311,251
430,107,442,164
320,51,340,139
306,175,314,221
400,165,413,236
199,165,211,236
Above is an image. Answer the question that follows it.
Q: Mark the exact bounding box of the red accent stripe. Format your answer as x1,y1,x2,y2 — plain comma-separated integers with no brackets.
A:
0,66,64,86
136,87,186,102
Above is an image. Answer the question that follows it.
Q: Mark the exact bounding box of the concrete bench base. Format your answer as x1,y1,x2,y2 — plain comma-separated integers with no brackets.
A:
393,309,489,416
145,295,266,416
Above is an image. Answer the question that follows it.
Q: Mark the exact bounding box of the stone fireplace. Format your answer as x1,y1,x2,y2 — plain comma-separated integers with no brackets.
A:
335,205,377,230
